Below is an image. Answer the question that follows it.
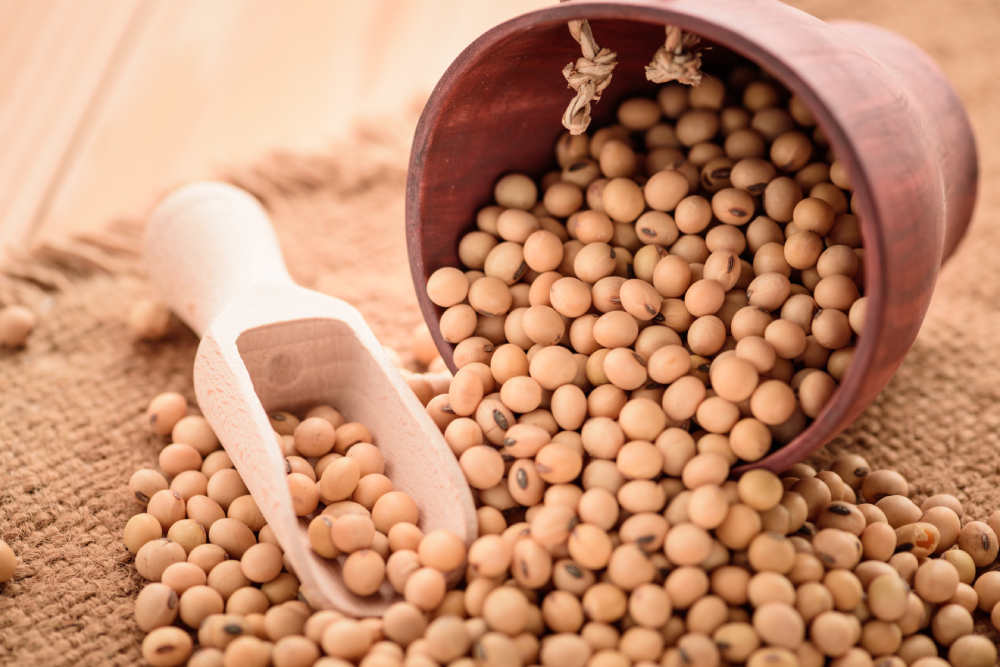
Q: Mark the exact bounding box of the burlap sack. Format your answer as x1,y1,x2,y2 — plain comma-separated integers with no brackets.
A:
1,2,999,664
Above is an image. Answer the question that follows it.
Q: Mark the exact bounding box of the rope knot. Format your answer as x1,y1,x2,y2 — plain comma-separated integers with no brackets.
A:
645,24,704,86
561,20,618,135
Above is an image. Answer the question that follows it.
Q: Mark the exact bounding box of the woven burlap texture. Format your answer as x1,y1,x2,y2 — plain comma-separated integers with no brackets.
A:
2,1,1000,664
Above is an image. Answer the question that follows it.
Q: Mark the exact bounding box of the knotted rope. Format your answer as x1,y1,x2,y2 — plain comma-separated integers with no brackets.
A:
561,20,618,135
645,24,704,86
559,20,705,134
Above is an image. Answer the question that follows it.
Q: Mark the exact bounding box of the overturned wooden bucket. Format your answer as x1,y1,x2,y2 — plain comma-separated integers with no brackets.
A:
406,0,977,472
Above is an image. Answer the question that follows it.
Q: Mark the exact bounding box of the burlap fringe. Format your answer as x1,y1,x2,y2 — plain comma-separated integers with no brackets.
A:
225,117,413,208
646,24,704,86
0,222,145,307
561,20,618,135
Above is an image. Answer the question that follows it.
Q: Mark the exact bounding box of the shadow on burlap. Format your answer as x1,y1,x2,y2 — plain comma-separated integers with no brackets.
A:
2,0,1000,664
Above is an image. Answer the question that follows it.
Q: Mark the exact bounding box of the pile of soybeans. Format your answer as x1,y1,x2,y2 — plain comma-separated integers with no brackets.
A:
114,64,1000,667
126,383,1000,667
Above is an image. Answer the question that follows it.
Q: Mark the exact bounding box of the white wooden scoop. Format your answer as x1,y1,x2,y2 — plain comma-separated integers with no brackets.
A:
146,181,477,616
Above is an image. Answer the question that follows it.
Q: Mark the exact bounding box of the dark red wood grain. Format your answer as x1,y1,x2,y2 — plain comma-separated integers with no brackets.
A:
405,0,977,473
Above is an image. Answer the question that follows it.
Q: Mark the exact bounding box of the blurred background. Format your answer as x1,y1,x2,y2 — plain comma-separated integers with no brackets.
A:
0,0,996,268
0,0,550,266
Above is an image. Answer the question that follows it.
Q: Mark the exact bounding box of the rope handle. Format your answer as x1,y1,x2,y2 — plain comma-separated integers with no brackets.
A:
561,20,618,135
560,18,704,135
646,24,704,85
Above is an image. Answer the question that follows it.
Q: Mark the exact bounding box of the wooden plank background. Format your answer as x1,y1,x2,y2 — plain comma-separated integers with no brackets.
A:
1,0,994,268
0,0,550,264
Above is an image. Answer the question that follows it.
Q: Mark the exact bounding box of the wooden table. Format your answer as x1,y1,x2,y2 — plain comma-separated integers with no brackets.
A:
1,0,995,269
0,0,550,265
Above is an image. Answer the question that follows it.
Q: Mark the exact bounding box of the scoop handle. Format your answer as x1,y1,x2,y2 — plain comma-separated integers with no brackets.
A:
146,181,294,337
